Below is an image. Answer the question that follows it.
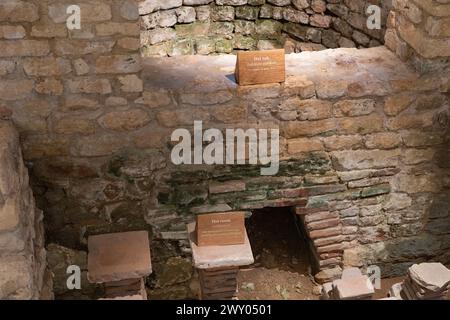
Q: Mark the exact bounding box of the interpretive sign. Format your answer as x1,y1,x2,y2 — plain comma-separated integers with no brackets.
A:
235,49,286,86
196,212,246,246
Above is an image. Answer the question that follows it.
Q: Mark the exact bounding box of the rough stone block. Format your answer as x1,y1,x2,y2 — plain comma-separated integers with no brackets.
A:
0,40,49,57
0,255,34,299
54,40,114,56
23,57,71,77
0,1,39,22
95,54,141,74
95,22,140,37
98,109,150,131
48,3,111,23
67,78,112,95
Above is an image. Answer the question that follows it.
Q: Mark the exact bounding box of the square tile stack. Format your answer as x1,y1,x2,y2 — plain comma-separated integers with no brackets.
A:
187,223,254,300
88,231,152,300
198,267,239,300
321,267,375,300
400,263,450,300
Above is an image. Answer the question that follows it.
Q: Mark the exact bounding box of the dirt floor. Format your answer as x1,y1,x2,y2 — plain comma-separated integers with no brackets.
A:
237,207,319,300
237,267,318,300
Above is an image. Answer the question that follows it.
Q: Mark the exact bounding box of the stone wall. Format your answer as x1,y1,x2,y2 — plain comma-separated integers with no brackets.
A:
24,46,449,297
0,0,144,299
141,48,450,279
385,0,450,73
140,0,393,56
0,0,144,136
0,119,50,299
0,0,448,300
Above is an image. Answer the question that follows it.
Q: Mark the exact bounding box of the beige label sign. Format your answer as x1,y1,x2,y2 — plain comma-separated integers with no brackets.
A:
196,212,246,247
235,49,286,86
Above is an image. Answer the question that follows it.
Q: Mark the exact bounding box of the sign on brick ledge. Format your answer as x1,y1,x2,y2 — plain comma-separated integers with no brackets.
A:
235,49,286,86
196,212,246,247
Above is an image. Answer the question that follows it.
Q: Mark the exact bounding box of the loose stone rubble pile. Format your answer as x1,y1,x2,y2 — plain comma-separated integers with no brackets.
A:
321,267,374,300
322,263,450,300
390,263,450,300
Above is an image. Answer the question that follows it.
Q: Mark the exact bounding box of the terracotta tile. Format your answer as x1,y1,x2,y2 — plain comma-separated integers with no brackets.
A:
88,231,152,283
188,223,254,269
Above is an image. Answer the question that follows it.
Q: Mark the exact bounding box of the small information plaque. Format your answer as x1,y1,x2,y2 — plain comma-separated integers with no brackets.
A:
196,212,246,247
235,49,286,86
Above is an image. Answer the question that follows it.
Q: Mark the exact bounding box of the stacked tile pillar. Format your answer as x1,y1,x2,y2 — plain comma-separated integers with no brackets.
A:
296,204,345,272
87,231,152,300
187,223,254,300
